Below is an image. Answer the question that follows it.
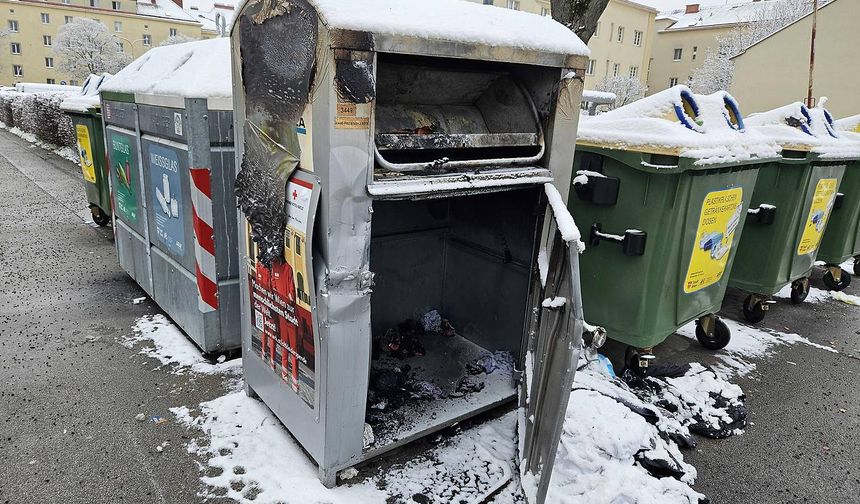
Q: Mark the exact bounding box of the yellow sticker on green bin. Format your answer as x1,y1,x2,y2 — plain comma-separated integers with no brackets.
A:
75,124,96,184
684,188,744,294
797,178,838,256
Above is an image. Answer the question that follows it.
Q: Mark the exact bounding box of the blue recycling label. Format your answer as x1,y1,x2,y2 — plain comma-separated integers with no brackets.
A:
148,144,185,256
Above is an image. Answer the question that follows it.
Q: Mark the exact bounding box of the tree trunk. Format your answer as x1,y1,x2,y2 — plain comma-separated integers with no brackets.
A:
551,0,611,43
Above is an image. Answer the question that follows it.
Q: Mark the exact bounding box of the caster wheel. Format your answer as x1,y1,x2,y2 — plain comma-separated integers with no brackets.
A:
92,208,111,227
695,317,731,350
624,346,652,377
742,295,766,323
790,278,810,304
853,258,860,277
823,269,851,291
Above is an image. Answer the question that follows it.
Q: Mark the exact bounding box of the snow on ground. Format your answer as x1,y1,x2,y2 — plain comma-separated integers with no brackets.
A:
677,318,837,378
0,122,77,162
124,314,241,376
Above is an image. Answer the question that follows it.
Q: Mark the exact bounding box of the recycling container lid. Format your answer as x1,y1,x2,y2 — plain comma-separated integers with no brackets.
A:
576,86,780,170
60,73,110,114
805,100,860,162
100,37,232,110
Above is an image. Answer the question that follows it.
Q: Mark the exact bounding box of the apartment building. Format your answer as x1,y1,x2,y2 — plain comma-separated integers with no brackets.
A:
731,0,855,117
646,1,774,94
473,0,551,16
0,0,206,86
583,0,656,90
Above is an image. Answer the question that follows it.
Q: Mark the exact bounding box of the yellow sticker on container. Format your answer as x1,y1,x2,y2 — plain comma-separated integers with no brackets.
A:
797,177,838,256
684,188,745,294
75,124,96,183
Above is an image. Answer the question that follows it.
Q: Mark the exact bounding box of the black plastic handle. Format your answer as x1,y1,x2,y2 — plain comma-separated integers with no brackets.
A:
575,174,620,206
589,223,646,256
834,193,845,210
748,204,776,225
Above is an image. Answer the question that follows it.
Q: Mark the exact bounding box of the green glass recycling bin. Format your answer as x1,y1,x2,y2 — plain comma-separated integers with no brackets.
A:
728,151,846,321
817,158,860,282
570,146,763,359
67,110,111,226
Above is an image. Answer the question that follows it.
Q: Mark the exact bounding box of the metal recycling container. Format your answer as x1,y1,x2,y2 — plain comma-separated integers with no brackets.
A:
729,103,847,321
572,88,778,365
232,0,590,499
816,111,860,282
100,38,241,353
60,74,111,226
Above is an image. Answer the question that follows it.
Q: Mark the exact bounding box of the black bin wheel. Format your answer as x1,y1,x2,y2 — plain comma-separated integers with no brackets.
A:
624,346,647,377
822,269,851,291
790,278,810,304
92,208,111,227
742,295,766,324
853,258,860,277
695,317,731,350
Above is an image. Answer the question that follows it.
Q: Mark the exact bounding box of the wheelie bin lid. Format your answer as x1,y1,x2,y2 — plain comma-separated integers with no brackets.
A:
100,37,232,110
60,73,110,114
576,86,780,172
834,114,860,134
806,100,860,162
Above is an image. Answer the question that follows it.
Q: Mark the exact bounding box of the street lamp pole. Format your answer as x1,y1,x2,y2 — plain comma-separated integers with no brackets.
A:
806,0,818,108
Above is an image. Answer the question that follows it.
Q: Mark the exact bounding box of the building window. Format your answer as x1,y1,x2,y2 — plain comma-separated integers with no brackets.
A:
692,46,698,60
169,28,178,36
612,63,620,77
62,0,70,4
616,26,624,43
673,48,683,61
633,30,643,47
13,65,23,77
483,0,493,4
114,21,122,32
47,78,55,84
45,57,54,68
116,41,124,52
90,0,99,7
629,66,639,78
64,16,73,24
506,0,520,9
669,77,679,87
70,80,79,86
8,20,18,33
41,13,50,24
586,59,596,76
540,6,549,16
142,34,152,46
295,235,301,254
10,42,20,55
594,22,600,38
112,1,121,9
43,35,52,46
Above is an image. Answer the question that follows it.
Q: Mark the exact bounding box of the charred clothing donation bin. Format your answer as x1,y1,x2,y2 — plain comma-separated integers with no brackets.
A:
729,103,847,322
100,38,241,353
814,108,860,285
232,0,590,499
61,74,112,226
572,88,779,369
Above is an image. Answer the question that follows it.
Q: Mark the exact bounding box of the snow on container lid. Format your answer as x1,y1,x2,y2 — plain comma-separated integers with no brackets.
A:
60,73,110,113
100,37,232,109
806,100,860,161
834,114,860,133
235,0,589,61
744,102,820,152
576,86,779,167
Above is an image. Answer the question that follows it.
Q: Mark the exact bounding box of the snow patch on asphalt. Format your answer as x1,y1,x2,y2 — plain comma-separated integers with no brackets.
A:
0,122,78,162
774,284,833,304
125,314,240,375
677,318,837,377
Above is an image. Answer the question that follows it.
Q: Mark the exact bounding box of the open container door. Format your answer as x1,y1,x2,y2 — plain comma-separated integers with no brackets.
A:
518,184,585,503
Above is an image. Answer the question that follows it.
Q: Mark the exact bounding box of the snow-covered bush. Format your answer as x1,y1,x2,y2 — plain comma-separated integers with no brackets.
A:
595,75,647,111
158,34,198,46
11,93,37,133
2,91,75,147
0,91,16,126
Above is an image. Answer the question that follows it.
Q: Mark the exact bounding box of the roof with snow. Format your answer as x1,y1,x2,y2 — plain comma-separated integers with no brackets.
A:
101,38,231,105
658,0,782,31
234,0,589,58
137,0,198,22
184,0,237,33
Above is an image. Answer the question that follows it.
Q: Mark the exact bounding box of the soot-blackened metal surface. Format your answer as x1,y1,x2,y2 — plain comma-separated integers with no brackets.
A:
235,0,318,266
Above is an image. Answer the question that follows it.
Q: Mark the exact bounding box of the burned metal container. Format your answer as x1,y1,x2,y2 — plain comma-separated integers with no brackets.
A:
231,0,590,500
100,38,241,352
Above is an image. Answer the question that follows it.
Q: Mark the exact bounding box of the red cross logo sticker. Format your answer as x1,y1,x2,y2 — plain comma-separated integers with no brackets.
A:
292,189,298,200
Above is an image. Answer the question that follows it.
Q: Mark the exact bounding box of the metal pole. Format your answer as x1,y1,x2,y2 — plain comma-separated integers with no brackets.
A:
807,0,818,107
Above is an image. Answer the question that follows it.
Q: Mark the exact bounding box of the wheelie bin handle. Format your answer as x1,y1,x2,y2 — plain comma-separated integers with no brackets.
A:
747,204,776,225
833,193,845,210
589,223,647,256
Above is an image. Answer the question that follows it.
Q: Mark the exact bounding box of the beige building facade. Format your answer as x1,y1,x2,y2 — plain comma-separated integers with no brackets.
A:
731,0,856,117
0,0,205,86
583,0,656,90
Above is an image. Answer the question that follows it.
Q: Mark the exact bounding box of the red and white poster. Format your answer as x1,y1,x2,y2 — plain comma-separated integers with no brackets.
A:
247,172,319,409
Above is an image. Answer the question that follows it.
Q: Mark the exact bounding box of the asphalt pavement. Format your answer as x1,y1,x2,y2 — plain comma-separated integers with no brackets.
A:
1,128,859,504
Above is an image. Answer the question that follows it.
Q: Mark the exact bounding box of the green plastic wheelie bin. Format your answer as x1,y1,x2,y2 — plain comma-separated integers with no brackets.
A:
729,103,847,322
815,112,860,287
571,87,777,371
61,75,111,226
